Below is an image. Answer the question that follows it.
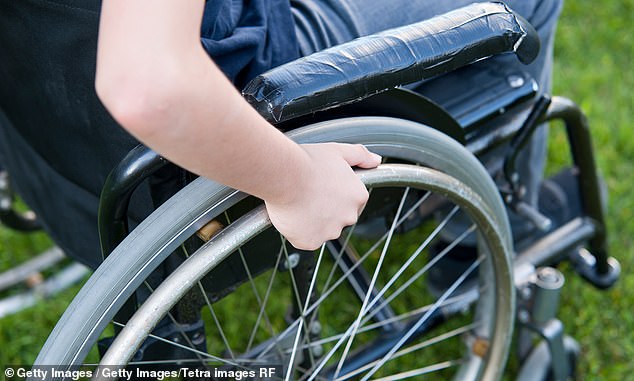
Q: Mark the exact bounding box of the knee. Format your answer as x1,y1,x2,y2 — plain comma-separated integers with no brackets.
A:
504,0,563,31
527,0,564,32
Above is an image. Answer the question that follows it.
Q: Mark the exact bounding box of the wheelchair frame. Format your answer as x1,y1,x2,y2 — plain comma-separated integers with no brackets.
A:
8,2,618,380
89,69,620,381
89,83,620,380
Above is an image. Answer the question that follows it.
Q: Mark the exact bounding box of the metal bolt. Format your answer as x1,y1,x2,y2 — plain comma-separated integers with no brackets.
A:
537,267,559,283
284,253,301,270
0,172,8,189
518,309,530,324
311,344,324,358
519,286,533,300
508,75,525,88
310,321,322,335
511,173,520,184
191,331,205,345
535,267,565,289
0,197,11,210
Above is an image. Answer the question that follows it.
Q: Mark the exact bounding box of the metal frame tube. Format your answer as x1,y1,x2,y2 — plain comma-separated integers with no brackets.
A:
98,145,168,259
542,97,609,274
515,217,596,270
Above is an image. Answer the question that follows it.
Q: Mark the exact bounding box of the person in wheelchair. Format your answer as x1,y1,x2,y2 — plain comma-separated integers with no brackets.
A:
5,0,601,379
0,0,562,268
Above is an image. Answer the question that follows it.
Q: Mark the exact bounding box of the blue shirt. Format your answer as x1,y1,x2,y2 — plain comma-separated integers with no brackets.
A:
201,0,300,87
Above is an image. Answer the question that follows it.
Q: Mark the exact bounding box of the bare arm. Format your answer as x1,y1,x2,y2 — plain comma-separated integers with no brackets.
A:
95,0,380,249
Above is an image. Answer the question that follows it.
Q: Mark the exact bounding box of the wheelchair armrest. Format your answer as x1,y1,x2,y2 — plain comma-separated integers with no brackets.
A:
243,2,539,123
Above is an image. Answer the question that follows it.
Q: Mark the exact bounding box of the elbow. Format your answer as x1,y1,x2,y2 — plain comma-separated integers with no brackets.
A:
95,67,181,139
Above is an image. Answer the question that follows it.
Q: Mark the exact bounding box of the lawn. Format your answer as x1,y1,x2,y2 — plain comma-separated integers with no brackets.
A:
546,0,634,377
1,0,632,379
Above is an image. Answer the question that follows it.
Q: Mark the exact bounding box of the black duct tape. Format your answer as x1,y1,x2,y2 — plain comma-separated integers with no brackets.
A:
243,2,540,123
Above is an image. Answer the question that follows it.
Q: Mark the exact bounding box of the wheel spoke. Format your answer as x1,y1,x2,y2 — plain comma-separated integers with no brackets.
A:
370,359,462,381
320,225,357,307
358,257,483,381
302,190,432,322
198,286,236,359
320,188,383,296
332,187,411,379
285,243,327,381
360,224,477,326
144,190,482,381
353,205,461,327
302,187,407,380
180,243,237,360
225,212,281,347
110,321,231,366
110,321,286,381
119,358,278,365
287,294,478,352
142,281,205,363
265,187,453,379
246,244,284,352
281,239,318,370
336,323,478,380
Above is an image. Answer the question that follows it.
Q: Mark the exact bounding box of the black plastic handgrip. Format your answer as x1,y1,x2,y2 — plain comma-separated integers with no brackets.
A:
243,2,540,123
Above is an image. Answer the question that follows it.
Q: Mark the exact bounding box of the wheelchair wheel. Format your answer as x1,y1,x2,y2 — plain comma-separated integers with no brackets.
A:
35,117,514,380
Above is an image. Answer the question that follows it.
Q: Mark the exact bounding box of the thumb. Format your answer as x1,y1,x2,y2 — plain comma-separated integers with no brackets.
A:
339,144,382,169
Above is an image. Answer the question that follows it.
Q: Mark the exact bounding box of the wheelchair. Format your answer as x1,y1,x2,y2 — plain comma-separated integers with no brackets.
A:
26,3,620,380
0,172,89,318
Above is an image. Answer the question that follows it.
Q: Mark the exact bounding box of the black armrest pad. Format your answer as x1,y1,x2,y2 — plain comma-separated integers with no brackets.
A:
243,2,539,123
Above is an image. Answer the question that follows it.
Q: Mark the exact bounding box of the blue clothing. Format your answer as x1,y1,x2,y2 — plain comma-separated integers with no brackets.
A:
200,0,299,86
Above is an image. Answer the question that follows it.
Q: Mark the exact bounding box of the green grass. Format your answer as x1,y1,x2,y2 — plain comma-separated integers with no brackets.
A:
1,0,633,378
0,230,79,364
547,0,634,378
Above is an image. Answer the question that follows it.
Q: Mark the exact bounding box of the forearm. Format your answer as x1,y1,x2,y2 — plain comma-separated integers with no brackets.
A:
155,65,308,203
95,0,380,250
95,0,307,203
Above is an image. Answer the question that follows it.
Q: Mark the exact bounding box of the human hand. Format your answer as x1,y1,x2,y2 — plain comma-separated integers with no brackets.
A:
264,143,381,250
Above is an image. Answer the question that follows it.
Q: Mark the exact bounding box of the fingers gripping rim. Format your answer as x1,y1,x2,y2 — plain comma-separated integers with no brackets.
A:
286,117,512,241
35,117,514,379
